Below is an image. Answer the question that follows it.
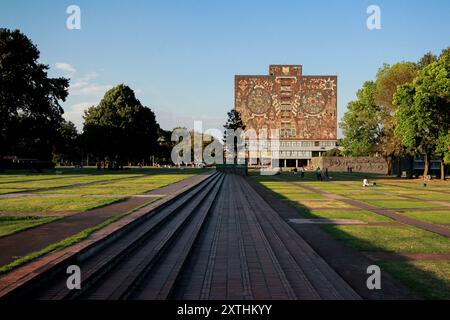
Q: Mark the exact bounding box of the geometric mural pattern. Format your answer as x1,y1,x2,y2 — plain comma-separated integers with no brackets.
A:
235,65,337,140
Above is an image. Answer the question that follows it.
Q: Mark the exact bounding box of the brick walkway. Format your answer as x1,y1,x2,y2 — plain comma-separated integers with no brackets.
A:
172,174,360,300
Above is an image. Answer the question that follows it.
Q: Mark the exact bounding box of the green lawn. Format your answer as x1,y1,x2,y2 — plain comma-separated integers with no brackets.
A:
300,209,392,223
0,216,62,238
363,200,446,209
37,173,195,195
0,167,206,195
0,174,142,191
395,210,450,225
322,225,450,253
0,196,124,213
252,172,450,299
380,261,450,300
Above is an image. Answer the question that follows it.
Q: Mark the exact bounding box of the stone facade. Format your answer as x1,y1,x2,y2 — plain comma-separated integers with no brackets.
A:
310,157,388,174
235,65,338,166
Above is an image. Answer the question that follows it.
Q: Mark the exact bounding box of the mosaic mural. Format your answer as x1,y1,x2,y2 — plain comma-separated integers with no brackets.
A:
235,65,337,140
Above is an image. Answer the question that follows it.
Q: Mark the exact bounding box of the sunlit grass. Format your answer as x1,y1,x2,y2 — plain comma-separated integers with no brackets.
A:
299,209,392,223
37,174,195,195
395,210,450,225
362,200,445,209
0,196,124,213
323,225,450,253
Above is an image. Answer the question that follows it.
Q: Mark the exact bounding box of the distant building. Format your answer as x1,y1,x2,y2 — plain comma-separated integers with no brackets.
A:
235,65,338,168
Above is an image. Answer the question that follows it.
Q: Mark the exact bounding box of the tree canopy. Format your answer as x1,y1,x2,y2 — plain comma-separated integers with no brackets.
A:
0,28,69,160
341,48,450,179
340,81,381,157
83,84,160,164
394,48,450,178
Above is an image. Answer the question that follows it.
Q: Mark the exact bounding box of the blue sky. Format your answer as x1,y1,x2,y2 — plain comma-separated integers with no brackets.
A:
1,0,450,137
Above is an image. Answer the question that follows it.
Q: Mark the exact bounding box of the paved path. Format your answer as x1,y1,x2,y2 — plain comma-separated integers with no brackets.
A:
173,174,360,300
0,173,209,267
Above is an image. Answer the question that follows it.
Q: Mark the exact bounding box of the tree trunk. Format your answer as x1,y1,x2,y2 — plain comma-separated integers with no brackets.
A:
396,157,402,178
423,153,431,177
441,158,446,180
407,155,414,179
385,156,392,176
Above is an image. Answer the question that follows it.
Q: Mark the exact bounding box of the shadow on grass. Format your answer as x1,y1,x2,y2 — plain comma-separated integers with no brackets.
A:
249,170,450,300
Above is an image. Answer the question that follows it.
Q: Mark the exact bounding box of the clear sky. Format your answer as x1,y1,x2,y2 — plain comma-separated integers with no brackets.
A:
1,0,450,137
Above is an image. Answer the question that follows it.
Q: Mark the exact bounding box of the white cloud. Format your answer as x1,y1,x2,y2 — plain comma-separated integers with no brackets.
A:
67,70,112,97
77,71,99,82
63,102,96,131
154,109,226,140
70,83,113,96
55,62,76,76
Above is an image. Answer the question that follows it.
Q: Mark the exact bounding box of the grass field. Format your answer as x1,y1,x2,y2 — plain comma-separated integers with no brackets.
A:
0,196,124,213
251,170,450,299
0,216,62,238
0,167,203,195
0,167,205,274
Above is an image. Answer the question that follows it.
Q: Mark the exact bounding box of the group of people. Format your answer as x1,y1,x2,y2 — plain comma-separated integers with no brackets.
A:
292,166,306,178
96,160,124,170
292,166,330,181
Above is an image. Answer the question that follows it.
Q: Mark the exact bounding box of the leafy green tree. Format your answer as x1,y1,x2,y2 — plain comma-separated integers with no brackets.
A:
436,131,450,179
52,120,81,164
375,62,418,175
83,84,160,165
417,52,437,70
394,48,450,179
223,109,246,133
0,29,69,160
322,148,341,157
340,81,382,157
223,109,246,164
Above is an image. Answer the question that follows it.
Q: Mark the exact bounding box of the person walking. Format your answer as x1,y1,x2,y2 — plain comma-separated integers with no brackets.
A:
300,166,305,178
315,167,322,181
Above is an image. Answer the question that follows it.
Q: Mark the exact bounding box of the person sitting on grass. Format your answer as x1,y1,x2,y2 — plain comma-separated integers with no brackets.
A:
363,177,376,187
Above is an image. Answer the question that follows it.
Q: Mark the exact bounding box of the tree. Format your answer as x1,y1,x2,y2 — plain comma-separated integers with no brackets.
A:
322,148,341,157
340,81,382,157
52,120,81,164
223,109,246,133
0,29,69,160
394,49,450,179
223,109,246,164
83,84,160,166
417,52,437,70
436,131,450,179
375,62,418,175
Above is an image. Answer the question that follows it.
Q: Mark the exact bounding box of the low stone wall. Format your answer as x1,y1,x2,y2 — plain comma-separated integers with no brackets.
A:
310,157,388,174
